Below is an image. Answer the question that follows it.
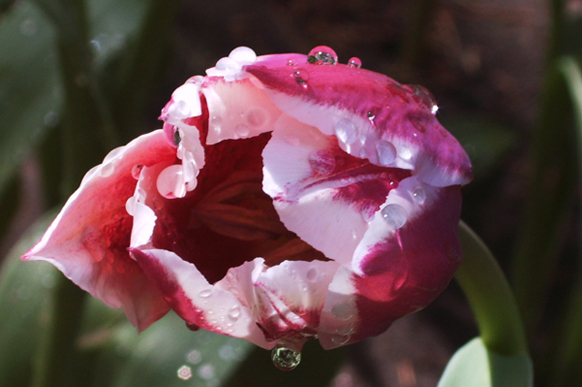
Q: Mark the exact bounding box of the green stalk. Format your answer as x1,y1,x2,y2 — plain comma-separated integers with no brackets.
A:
548,57,582,387
456,221,527,356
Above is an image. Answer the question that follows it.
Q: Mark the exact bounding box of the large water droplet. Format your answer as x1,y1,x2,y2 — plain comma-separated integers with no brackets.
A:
376,141,397,166
156,164,186,199
347,57,362,68
228,46,257,64
271,347,301,371
293,69,310,88
381,204,407,229
307,45,338,65
334,118,358,144
331,302,354,321
308,150,336,175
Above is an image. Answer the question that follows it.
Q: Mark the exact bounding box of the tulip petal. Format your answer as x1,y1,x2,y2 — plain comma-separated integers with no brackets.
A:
245,55,472,187
262,114,411,266
351,184,462,342
129,248,271,348
23,130,176,330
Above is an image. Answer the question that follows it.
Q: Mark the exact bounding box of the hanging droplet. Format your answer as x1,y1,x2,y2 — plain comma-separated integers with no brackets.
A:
186,322,201,331
308,150,336,176
347,57,362,68
413,187,426,204
293,69,310,88
334,118,358,144
376,140,397,166
381,204,407,229
307,45,338,65
271,346,301,371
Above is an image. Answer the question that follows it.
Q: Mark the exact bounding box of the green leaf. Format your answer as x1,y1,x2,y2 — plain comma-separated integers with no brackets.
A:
437,338,533,387
0,214,60,387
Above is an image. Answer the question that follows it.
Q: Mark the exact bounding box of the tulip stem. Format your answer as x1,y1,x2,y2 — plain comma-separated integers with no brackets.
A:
455,221,528,356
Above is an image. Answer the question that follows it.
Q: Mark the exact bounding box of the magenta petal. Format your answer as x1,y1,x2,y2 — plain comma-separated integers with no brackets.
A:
351,185,462,342
245,55,472,187
23,130,176,330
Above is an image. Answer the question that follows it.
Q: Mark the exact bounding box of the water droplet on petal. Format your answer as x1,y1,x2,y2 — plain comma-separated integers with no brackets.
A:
199,289,213,298
331,335,351,346
293,69,310,88
271,347,301,371
287,58,297,66
409,85,438,114
228,46,257,64
334,118,358,144
285,134,300,146
413,187,426,204
381,204,407,229
307,45,338,65
308,150,336,175
376,141,397,166
131,164,144,179
331,302,354,321
246,107,268,128
306,267,318,282
228,306,241,321
156,164,186,199
347,57,362,68
103,146,124,164
99,163,115,177
235,124,250,138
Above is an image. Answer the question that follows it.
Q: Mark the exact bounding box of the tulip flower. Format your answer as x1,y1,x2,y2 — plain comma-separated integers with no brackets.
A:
23,46,472,369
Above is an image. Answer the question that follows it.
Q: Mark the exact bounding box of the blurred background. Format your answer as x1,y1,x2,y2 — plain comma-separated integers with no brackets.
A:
1,0,581,386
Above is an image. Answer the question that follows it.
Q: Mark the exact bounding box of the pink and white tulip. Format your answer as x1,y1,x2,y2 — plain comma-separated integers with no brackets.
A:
24,46,472,362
